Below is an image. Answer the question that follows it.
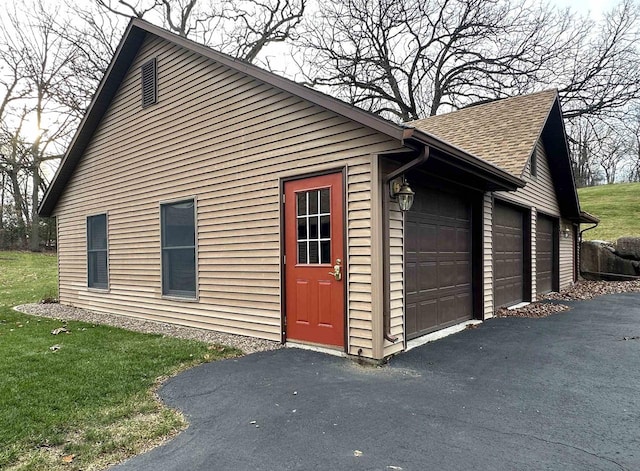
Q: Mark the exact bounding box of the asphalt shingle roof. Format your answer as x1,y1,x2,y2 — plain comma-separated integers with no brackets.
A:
407,89,559,177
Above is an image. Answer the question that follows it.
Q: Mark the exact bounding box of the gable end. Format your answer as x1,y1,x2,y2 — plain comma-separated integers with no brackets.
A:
141,57,157,107
540,100,580,220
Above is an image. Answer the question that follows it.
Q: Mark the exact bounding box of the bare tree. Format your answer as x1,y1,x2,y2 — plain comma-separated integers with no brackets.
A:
568,119,602,187
592,123,627,184
296,0,640,123
220,0,307,62
87,0,306,64
0,113,32,247
49,1,125,117
552,0,640,120
619,109,640,182
0,1,78,250
567,112,640,186
296,0,580,120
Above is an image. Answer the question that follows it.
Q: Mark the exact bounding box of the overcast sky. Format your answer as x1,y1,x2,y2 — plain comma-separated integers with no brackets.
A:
4,0,625,18
554,0,619,15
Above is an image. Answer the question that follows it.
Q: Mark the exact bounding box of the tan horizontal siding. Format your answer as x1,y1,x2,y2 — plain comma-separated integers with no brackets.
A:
531,210,538,301
559,219,575,289
54,34,405,355
483,193,494,319
495,139,560,216
64,126,387,206
384,199,404,357
347,161,375,356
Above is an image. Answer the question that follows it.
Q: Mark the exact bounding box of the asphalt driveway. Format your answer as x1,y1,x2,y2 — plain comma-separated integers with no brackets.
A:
113,293,640,470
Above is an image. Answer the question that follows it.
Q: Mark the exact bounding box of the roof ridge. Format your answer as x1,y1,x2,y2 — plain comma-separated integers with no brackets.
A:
407,89,558,125
407,88,560,177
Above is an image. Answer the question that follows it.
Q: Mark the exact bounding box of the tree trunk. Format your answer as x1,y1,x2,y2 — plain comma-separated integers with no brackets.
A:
29,160,40,252
7,170,28,248
1,172,5,230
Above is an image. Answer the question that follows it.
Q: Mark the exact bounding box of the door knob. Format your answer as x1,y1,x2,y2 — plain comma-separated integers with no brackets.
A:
329,258,342,281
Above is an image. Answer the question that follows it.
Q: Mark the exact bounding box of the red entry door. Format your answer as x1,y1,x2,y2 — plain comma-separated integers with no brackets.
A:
284,173,345,347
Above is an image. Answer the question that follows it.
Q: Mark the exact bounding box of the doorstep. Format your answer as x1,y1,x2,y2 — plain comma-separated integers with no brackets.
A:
285,341,346,358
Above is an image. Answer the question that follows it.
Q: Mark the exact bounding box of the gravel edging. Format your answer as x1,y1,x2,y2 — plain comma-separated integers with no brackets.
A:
496,302,570,318
15,280,640,344
13,303,281,355
496,279,640,318
541,279,640,301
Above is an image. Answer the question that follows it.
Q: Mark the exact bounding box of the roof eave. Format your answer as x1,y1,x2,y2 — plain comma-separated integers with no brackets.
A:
577,210,600,224
404,128,525,191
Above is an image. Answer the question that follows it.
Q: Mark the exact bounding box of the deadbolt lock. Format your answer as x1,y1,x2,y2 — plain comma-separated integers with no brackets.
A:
329,258,342,281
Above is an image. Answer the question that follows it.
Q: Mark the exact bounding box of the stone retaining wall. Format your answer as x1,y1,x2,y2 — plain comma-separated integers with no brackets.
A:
581,237,640,281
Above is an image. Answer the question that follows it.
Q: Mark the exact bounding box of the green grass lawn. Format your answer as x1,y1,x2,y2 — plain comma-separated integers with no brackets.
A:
578,182,640,241
0,251,239,470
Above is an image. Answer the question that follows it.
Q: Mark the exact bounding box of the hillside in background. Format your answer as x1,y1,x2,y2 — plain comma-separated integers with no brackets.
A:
578,183,640,241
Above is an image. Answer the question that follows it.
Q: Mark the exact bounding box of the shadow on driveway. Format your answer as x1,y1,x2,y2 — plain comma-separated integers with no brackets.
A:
113,293,640,470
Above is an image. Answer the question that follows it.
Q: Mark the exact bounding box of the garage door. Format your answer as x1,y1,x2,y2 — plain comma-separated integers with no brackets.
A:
493,202,525,307
536,214,556,295
405,186,473,339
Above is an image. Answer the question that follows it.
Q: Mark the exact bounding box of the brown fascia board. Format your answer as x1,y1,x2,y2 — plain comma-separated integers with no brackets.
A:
403,127,525,191
540,99,581,220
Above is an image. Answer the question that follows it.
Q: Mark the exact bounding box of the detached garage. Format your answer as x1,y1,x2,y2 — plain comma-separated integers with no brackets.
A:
40,19,592,362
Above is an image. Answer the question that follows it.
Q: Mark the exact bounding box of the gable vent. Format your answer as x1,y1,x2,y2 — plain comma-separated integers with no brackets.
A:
141,58,157,107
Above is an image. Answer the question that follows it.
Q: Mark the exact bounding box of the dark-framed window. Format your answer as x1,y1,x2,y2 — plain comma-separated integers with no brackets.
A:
141,57,157,107
161,199,197,298
87,214,108,289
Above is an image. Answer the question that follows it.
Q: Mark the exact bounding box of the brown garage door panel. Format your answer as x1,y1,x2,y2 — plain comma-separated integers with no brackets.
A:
536,215,555,294
493,203,525,307
405,187,473,339
406,294,473,336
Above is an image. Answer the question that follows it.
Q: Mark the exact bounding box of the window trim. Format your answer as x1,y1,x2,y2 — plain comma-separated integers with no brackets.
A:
86,212,109,292
295,187,332,265
141,57,157,108
159,196,199,301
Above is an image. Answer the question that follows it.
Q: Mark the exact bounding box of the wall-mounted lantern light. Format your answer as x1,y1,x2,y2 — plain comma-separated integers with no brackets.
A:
390,177,415,212
563,226,571,239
